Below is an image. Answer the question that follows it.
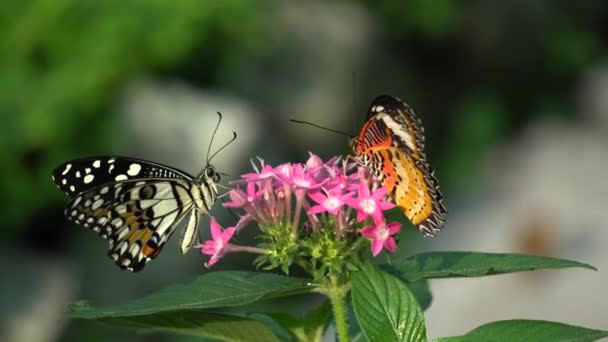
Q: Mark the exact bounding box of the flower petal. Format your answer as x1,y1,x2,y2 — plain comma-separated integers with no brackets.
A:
384,236,396,253
308,191,327,205
221,227,237,242
209,218,222,240
308,205,327,215
371,187,387,199
360,226,376,238
358,181,371,198
370,239,384,256
377,200,395,210
387,222,402,234
223,189,247,208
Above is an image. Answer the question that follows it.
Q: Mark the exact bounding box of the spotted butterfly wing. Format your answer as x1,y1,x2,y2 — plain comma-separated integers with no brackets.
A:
352,95,446,236
52,157,218,271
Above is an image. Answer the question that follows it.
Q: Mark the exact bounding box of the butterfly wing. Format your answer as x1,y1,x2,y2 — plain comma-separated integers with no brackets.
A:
52,156,207,272
366,95,426,159
367,146,446,236
64,178,200,271
52,156,195,195
355,95,447,235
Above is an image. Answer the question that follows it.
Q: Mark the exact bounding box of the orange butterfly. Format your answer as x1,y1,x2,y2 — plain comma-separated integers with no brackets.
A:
350,95,446,236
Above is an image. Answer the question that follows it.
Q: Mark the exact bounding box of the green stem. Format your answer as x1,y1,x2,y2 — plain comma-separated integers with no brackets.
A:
327,277,349,342
294,257,314,275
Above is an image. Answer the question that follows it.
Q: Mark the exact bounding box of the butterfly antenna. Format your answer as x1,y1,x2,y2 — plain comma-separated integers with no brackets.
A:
352,71,357,135
206,112,223,165
208,131,238,164
216,183,232,191
220,196,240,221
289,119,352,137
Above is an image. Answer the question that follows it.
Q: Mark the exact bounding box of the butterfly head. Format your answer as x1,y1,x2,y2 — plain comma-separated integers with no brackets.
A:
198,164,220,192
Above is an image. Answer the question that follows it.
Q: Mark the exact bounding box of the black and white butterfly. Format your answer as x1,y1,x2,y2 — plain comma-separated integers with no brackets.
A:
52,113,236,272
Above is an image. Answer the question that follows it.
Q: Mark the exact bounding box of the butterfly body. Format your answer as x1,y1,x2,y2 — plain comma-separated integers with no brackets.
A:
52,156,219,271
351,95,446,236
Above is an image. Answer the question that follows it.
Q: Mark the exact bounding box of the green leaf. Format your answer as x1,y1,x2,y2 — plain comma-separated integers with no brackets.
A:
351,262,426,342
348,280,429,342
265,301,333,342
385,252,596,282
100,311,279,342
434,319,608,342
407,280,433,311
72,271,311,319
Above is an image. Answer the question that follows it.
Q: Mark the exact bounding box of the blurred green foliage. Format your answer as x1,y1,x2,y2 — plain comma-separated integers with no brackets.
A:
1,1,607,340
0,0,270,235
2,0,606,238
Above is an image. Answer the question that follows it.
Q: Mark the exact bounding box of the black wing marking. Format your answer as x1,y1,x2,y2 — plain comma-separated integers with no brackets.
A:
367,95,426,159
65,178,197,271
52,156,195,196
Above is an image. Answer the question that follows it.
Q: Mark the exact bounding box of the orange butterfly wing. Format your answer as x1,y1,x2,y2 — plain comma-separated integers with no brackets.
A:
353,95,446,236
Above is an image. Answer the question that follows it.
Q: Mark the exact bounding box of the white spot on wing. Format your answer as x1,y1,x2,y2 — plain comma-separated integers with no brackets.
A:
115,174,128,181
93,160,101,168
85,168,91,174
111,217,124,228
69,185,76,192
100,186,109,194
62,164,72,175
84,174,95,184
127,163,142,176
72,196,82,207
129,243,141,256
375,105,384,112
116,227,129,240
91,198,104,210
381,114,416,152
75,171,81,178
109,164,115,173
62,179,67,185
118,241,128,255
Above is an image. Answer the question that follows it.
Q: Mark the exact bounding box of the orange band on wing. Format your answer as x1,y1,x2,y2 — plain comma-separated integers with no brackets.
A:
365,146,434,225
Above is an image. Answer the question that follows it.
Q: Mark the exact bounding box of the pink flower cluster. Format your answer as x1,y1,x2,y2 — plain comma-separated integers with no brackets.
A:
196,153,403,267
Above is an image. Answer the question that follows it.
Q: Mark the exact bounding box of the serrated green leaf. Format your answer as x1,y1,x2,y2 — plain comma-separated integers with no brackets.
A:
351,262,426,342
434,319,608,342
72,271,311,319
385,252,595,282
101,311,279,342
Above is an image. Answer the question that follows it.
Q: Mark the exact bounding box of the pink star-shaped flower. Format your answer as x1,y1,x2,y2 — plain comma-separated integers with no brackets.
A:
223,182,262,208
305,153,324,169
195,217,236,267
308,188,353,215
277,164,321,190
241,163,275,181
274,163,293,179
360,220,401,256
344,182,395,222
